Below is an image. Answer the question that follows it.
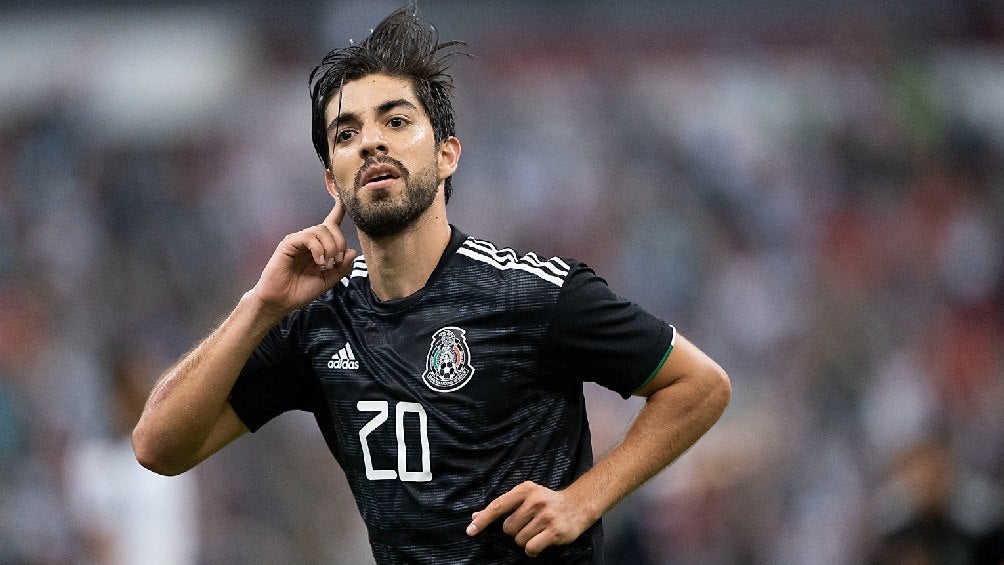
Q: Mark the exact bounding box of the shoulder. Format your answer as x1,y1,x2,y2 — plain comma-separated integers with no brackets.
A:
455,234,583,289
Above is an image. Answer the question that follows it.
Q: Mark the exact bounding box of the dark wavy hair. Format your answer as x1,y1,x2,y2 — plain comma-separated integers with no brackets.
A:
309,6,465,202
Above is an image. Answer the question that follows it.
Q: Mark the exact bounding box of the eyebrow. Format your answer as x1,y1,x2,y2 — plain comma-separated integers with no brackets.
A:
327,98,420,135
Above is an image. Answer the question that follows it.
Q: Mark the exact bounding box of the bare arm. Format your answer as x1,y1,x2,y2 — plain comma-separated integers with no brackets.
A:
467,333,731,556
132,203,357,476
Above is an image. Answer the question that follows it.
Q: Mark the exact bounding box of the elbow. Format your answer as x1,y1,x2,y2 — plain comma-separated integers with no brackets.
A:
679,363,731,455
698,361,730,427
707,362,732,418
131,423,192,477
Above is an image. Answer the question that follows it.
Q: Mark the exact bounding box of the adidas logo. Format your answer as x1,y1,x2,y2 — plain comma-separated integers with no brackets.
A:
328,342,360,370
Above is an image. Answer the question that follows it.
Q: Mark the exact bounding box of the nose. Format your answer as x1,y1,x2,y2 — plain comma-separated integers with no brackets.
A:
358,124,388,158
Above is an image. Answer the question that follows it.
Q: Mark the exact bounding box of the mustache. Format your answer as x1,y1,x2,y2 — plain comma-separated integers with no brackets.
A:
354,155,409,188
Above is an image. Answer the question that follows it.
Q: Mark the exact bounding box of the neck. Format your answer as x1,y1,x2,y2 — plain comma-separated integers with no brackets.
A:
357,201,451,301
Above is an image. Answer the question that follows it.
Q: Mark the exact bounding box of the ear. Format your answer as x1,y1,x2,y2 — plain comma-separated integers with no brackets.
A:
324,169,339,200
437,136,461,181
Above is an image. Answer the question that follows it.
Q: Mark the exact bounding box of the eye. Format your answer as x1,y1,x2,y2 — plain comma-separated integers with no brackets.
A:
336,128,356,143
388,116,406,128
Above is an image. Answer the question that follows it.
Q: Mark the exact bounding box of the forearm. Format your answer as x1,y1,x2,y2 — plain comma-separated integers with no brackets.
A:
567,365,731,522
132,291,280,474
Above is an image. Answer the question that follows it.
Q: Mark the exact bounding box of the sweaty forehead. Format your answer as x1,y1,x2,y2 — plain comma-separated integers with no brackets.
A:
325,73,421,122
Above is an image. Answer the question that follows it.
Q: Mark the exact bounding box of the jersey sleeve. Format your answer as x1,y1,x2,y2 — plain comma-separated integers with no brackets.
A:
228,311,314,432
539,262,676,398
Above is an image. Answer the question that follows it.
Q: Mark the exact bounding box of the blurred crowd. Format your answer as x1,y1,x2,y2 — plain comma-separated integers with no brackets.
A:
1,1,1002,563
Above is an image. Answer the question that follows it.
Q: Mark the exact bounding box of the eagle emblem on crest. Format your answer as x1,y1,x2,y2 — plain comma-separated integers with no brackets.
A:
422,326,475,392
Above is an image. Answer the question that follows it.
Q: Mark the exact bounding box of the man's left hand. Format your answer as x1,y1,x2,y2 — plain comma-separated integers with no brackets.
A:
466,481,597,557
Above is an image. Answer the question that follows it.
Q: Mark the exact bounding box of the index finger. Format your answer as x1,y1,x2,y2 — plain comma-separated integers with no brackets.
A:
466,487,526,536
323,197,346,228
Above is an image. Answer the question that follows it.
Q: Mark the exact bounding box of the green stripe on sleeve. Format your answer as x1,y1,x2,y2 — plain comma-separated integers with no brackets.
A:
631,343,673,395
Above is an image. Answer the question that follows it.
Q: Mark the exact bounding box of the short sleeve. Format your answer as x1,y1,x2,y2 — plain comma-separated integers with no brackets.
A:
539,263,676,398
228,312,314,432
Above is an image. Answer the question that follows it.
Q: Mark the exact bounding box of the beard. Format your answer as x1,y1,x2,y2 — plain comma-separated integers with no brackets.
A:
338,155,439,239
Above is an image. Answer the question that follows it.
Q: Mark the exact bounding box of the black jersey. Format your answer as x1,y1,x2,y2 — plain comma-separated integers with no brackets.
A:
229,227,675,564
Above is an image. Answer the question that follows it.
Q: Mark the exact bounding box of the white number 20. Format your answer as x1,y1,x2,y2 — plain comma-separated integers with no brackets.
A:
356,400,432,482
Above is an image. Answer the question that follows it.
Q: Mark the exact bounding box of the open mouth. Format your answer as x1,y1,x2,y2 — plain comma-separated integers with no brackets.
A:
360,164,402,187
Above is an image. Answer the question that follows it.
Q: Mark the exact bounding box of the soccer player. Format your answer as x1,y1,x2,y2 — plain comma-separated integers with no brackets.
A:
132,7,731,563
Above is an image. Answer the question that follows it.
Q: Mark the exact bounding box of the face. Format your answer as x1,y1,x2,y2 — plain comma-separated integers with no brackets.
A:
323,74,459,239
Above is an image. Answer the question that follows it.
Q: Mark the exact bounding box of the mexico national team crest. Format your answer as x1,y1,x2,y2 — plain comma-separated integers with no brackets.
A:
422,326,475,392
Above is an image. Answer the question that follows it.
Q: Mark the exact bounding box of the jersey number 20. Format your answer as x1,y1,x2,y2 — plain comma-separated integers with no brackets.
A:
357,400,432,482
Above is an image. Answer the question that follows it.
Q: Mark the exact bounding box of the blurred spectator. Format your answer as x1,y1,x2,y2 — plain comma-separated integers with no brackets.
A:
64,349,200,564
870,439,1004,565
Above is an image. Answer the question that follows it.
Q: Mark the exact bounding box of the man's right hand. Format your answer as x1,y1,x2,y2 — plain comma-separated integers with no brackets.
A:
250,199,358,320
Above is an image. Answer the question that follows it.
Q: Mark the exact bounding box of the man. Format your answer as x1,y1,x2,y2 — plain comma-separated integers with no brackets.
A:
132,7,731,563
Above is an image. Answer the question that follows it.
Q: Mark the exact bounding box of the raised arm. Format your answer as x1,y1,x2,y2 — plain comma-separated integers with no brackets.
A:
467,333,730,556
132,203,357,476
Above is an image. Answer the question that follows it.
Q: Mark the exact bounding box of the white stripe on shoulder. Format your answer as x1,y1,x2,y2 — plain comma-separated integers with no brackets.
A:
464,238,570,277
341,256,369,286
523,251,571,277
459,238,568,287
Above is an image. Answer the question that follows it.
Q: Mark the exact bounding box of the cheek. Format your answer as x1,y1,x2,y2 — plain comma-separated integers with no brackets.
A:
328,157,359,190
408,127,431,146
395,125,434,157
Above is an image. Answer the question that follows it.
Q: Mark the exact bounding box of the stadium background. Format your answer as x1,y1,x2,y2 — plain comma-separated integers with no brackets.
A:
1,0,1002,562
